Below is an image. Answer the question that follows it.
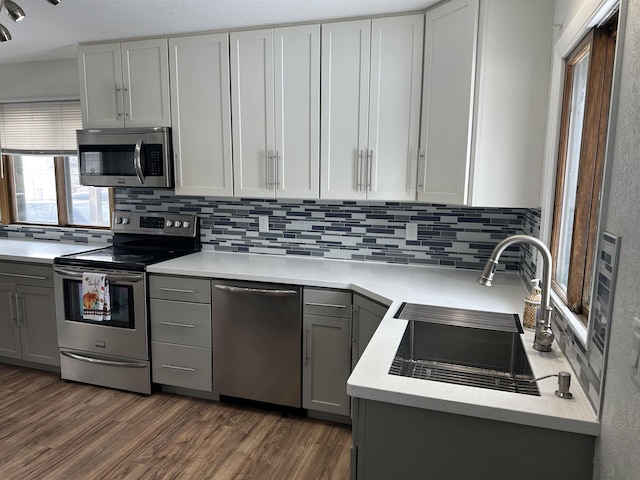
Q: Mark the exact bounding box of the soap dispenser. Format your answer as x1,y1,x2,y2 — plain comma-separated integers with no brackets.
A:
523,279,542,330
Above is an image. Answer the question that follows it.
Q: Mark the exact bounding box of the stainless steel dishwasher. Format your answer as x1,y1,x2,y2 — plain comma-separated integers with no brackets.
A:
212,280,302,408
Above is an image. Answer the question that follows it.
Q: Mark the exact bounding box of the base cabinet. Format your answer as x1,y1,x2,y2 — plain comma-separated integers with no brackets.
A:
352,398,595,480
303,288,353,416
352,294,387,368
0,263,58,366
149,275,212,392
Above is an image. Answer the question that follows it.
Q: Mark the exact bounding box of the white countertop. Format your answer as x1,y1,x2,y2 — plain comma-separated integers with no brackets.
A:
149,248,600,437
0,238,105,264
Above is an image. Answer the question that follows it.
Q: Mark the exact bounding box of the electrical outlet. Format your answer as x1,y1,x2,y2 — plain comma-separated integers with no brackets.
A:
406,223,418,241
258,216,269,233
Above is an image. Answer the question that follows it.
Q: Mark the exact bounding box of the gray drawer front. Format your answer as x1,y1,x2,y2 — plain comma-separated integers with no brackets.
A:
149,275,211,303
150,299,211,348
304,288,352,318
0,262,53,288
151,342,212,392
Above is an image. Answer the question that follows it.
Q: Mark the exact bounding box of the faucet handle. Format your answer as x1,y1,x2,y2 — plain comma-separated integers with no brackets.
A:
529,371,573,399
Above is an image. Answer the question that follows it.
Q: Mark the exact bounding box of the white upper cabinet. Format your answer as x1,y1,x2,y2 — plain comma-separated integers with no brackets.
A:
230,25,320,199
78,39,171,128
169,33,233,197
418,0,553,208
418,0,478,205
321,15,424,201
469,0,554,207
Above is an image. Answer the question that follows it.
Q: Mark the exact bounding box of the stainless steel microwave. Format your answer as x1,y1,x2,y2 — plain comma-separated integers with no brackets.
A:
77,127,173,188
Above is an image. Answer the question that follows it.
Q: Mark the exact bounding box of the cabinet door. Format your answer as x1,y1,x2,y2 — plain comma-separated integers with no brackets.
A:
352,295,387,368
78,43,124,128
320,20,371,200
367,15,423,201
469,0,553,207
230,29,276,198
121,39,172,128
303,313,352,416
169,33,233,196
17,285,59,366
273,25,320,199
418,0,478,204
0,284,21,359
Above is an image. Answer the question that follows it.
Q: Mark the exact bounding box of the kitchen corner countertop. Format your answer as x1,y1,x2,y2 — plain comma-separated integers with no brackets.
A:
149,249,600,437
0,238,105,264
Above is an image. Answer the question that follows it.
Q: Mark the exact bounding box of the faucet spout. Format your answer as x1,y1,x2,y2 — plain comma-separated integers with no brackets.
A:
477,234,555,352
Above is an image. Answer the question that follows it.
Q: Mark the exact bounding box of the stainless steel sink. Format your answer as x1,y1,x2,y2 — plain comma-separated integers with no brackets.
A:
389,303,540,396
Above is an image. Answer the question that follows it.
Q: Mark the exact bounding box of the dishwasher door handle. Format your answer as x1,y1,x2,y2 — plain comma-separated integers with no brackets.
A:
213,284,298,297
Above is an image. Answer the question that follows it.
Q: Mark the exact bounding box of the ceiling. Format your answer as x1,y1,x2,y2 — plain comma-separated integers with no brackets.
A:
0,0,439,64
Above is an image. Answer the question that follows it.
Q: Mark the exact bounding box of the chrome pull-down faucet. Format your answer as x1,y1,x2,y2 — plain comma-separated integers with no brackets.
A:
477,234,555,352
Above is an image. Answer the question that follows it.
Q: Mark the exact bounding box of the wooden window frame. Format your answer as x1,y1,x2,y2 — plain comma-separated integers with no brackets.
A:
0,153,113,229
551,18,617,323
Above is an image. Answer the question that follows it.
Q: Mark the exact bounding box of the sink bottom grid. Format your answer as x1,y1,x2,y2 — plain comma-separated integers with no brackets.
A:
389,356,540,396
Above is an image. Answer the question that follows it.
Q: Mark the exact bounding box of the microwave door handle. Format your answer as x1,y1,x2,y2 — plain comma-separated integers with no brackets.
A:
133,137,145,185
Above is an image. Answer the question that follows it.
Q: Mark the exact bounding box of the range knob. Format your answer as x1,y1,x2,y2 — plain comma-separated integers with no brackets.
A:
165,220,173,227
182,221,190,229
114,217,123,224
174,220,182,228
122,217,130,225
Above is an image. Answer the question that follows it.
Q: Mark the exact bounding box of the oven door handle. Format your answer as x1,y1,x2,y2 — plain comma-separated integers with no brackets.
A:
54,268,144,283
61,351,147,368
133,136,145,185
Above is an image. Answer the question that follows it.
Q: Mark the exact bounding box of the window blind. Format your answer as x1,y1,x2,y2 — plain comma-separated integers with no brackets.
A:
0,100,82,154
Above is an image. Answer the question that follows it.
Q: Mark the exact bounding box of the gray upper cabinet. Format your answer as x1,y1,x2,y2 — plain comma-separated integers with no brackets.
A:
303,288,352,416
0,262,58,366
78,39,171,128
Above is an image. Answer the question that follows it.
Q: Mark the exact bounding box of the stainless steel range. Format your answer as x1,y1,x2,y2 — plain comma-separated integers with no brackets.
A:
53,211,200,394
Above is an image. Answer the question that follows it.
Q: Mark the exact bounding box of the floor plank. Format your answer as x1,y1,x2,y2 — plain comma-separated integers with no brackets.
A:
0,364,352,480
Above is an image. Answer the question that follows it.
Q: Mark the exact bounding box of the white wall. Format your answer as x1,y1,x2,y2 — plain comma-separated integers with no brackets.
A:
0,58,80,102
592,0,640,477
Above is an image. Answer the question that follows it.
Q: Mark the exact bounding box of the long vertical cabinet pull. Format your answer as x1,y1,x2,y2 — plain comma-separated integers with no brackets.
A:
266,151,272,189
367,149,374,191
417,150,426,189
357,150,365,191
115,84,124,120
305,327,311,366
9,293,18,324
16,293,24,324
274,150,281,188
122,85,130,119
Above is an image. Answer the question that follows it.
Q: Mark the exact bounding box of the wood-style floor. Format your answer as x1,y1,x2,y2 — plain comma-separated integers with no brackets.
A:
0,364,352,480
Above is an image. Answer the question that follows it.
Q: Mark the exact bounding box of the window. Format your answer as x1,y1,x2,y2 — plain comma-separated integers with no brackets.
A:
551,17,617,324
0,101,111,228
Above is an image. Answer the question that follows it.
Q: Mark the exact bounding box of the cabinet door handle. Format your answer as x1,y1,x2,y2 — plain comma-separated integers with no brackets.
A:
305,327,311,366
115,84,124,120
357,150,364,191
16,293,25,325
274,150,281,188
9,292,18,324
367,149,373,190
123,85,130,119
159,321,196,328
417,150,425,189
161,364,196,372
266,151,272,189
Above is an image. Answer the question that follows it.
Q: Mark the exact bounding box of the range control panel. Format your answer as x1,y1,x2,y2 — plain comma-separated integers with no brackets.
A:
111,211,198,238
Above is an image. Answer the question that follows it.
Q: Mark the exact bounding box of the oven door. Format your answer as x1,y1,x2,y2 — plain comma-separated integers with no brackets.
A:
54,266,148,361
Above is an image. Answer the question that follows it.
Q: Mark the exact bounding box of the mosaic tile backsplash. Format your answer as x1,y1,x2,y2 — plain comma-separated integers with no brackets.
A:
0,189,542,275
110,188,539,272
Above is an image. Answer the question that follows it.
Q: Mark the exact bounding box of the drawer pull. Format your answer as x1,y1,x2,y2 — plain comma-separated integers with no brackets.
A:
304,302,348,309
158,287,196,294
161,364,196,372
159,321,196,328
0,272,47,281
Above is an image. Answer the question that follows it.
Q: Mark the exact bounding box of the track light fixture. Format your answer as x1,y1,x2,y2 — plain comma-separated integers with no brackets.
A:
0,0,60,43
